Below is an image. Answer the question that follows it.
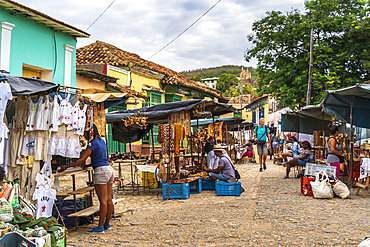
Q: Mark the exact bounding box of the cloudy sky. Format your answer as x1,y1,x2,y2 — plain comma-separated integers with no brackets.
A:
16,0,305,72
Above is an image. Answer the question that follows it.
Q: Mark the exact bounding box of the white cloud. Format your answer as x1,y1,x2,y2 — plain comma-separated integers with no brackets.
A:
13,0,305,71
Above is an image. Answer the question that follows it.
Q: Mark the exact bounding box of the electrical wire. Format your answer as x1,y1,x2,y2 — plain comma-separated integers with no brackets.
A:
85,0,116,31
148,0,222,60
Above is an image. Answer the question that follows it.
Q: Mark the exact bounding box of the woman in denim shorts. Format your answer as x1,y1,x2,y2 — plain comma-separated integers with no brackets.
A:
59,124,114,233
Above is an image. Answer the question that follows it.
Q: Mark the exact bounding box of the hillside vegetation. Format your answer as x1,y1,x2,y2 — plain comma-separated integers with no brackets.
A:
180,65,257,80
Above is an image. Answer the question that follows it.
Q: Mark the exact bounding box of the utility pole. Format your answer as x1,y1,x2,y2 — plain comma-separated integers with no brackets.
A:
306,29,314,106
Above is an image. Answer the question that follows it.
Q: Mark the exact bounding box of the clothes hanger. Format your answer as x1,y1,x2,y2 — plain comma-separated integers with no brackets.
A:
0,70,9,82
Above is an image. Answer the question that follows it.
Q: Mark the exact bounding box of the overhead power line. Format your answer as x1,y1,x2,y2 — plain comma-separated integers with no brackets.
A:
148,0,222,60
85,0,116,31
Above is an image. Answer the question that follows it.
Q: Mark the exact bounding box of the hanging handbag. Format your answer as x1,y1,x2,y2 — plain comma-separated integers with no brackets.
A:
310,170,334,199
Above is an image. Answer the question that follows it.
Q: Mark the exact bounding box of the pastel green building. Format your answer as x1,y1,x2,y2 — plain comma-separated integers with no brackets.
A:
0,0,89,86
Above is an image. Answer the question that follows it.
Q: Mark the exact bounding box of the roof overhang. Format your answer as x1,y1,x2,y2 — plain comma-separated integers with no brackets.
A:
0,0,90,38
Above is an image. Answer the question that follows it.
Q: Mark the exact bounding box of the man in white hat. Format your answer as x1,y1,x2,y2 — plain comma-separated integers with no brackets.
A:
205,145,236,182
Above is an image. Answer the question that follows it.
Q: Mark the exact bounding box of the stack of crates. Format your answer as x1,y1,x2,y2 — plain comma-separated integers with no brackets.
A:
300,177,315,196
142,171,158,189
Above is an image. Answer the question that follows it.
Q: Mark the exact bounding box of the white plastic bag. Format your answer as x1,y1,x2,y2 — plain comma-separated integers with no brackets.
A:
359,237,370,247
0,198,13,222
333,180,350,199
310,170,334,199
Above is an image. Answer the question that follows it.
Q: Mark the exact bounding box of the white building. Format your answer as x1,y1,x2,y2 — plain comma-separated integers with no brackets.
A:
201,77,219,89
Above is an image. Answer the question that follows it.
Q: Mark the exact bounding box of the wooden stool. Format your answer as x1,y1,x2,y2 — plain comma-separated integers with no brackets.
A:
356,176,370,198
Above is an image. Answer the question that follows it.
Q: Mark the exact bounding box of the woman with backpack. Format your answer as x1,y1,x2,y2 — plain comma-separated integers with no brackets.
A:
254,118,271,172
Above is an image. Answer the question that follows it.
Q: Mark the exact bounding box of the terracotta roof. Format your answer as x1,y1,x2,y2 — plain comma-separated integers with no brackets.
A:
76,41,227,101
107,82,147,98
0,0,89,38
76,68,117,83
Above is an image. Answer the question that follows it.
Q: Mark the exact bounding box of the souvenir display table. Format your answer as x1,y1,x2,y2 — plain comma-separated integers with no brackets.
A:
54,167,94,230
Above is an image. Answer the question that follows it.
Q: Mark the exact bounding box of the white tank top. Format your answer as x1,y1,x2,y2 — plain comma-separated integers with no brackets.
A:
35,96,48,131
48,96,59,132
57,94,72,126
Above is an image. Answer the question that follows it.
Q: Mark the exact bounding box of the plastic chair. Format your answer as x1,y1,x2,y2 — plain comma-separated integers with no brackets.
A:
0,232,36,247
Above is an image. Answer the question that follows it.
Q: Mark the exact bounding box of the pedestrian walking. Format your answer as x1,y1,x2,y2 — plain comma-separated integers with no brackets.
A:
254,118,271,172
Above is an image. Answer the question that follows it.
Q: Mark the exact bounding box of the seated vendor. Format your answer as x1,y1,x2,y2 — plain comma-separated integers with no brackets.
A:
282,141,312,179
281,136,300,162
205,145,235,181
242,140,254,159
205,145,245,193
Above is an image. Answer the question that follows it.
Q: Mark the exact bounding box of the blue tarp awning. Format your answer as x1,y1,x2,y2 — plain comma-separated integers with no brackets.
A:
322,84,370,129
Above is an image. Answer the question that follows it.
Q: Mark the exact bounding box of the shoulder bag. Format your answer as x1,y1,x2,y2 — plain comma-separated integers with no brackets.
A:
221,155,241,180
255,125,267,145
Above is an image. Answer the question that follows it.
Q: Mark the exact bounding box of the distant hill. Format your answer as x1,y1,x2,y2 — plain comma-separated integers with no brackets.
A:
180,65,257,80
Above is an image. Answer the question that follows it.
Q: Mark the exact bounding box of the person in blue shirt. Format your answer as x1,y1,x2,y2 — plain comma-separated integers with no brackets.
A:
282,141,313,179
254,118,271,172
59,124,114,234
282,136,300,164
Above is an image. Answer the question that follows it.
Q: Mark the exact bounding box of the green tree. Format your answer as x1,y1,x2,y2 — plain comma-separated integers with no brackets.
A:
245,0,370,110
189,75,202,82
216,73,240,93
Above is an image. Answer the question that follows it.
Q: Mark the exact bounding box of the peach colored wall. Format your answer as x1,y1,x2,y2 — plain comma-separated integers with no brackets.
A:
76,74,106,90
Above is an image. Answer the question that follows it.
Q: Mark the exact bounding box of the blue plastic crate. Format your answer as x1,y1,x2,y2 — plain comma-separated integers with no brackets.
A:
0,232,36,247
201,178,215,190
215,181,241,196
189,179,202,194
162,182,190,200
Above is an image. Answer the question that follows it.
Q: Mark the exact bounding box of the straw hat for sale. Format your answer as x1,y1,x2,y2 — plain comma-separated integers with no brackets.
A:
213,144,224,152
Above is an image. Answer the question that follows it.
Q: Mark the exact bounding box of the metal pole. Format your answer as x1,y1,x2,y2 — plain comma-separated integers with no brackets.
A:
297,115,300,141
225,122,229,156
197,117,200,169
306,29,314,106
151,127,155,160
212,115,216,142
350,96,354,188
167,125,171,182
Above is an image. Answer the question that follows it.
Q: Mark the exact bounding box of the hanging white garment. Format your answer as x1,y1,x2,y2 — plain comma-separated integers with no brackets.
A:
26,97,39,131
40,155,53,177
0,123,9,165
48,96,59,132
35,173,53,190
33,187,56,219
65,130,81,158
20,132,35,156
70,100,80,131
74,104,87,136
57,94,72,126
360,158,370,179
34,96,47,131
0,82,12,121
54,171,61,192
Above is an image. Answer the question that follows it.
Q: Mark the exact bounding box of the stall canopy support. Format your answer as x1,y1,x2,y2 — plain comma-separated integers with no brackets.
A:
350,96,354,188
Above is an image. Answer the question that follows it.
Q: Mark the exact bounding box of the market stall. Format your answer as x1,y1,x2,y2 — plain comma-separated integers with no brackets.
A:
106,99,239,199
0,74,132,243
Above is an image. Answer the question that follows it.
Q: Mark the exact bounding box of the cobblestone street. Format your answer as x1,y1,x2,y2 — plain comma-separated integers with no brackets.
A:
66,161,370,246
